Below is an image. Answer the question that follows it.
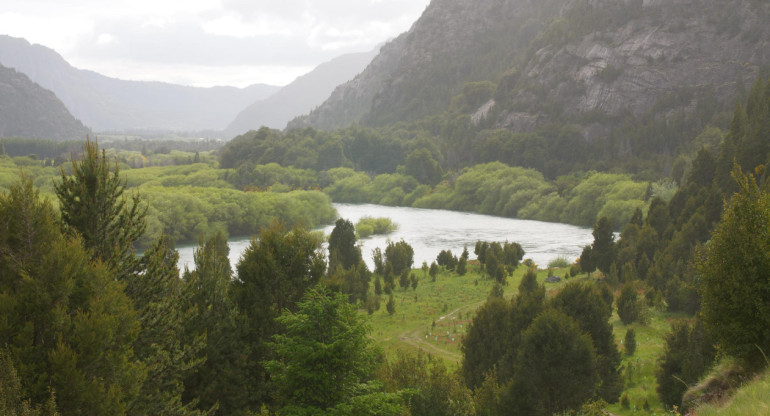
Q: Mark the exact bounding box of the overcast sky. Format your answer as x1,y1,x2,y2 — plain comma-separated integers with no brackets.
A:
0,0,431,87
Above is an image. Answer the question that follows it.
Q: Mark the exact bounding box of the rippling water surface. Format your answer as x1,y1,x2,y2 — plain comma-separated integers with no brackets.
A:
177,203,594,272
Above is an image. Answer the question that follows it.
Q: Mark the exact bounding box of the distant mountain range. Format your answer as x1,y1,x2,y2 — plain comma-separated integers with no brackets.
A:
0,63,90,141
292,0,770,138
223,48,377,137
0,35,279,133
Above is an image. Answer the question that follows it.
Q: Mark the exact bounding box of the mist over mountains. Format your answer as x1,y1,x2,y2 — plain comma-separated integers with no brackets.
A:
0,35,279,133
224,48,378,137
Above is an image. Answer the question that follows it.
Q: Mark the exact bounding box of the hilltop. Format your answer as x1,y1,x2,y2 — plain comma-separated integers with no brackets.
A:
0,64,90,141
293,0,770,147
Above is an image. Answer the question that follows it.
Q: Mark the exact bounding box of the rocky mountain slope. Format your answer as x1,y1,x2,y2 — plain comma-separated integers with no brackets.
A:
224,48,377,137
0,64,90,140
293,0,770,140
0,35,279,132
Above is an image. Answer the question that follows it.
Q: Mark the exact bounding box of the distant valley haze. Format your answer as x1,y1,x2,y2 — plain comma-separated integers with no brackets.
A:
0,0,431,135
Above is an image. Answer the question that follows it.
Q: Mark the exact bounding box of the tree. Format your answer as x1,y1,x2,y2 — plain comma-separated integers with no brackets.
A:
232,222,326,407
182,233,248,415
328,218,361,273
429,262,439,281
579,244,596,275
399,268,410,290
551,282,622,403
386,294,396,315
0,178,144,415
656,320,715,408
128,236,210,416
617,283,640,325
591,216,617,274
266,286,379,412
504,309,599,416
699,167,770,364
624,329,636,356
461,297,509,389
0,350,59,416
405,148,443,186
54,138,147,279
385,240,414,275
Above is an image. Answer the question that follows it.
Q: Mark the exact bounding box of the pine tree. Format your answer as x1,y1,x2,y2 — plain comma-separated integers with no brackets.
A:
54,138,147,279
182,233,248,415
232,222,326,407
127,236,210,416
0,178,144,415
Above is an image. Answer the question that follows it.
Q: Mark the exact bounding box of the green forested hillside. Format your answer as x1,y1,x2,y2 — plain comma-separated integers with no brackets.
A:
0,64,90,140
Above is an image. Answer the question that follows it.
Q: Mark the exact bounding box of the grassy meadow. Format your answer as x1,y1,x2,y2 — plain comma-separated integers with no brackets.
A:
364,260,679,415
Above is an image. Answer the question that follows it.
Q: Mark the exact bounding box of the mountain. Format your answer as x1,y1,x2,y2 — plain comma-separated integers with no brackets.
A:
0,35,280,132
223,48,378,137
0,63,90,140
292,0,770,137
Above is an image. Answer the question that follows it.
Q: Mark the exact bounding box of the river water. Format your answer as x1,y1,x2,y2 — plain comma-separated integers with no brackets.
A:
176,203,594,272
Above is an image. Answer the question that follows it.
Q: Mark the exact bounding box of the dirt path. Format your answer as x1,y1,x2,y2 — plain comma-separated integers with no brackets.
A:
396,303,483,363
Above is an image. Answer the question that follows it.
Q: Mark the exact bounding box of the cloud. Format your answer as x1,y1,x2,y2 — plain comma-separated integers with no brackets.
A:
0,0,430,86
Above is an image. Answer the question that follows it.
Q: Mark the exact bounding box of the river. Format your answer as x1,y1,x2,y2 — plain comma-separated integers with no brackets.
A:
176,203,594,272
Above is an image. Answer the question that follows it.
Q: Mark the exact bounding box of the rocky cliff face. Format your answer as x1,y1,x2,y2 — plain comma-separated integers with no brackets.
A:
293,0,770,137
0,64,90,140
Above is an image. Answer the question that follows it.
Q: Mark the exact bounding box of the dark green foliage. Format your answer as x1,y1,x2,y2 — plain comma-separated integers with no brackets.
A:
384,240,414,276
551,282,622,403
379,352,473,416
625,329,637,356
54,139,147,279
405,148,443,186
579,244,596,275
460,297,510,389
0,178,144,415
399,269,410,290
617,283,640,325
518,268,539,295
0,350,59,416
386,294,396,315
266,286,379,412
591,217,617,274
699,167,770,364
429,262,439,281
436,249,457,270
455,256,467,275
503,309,599,416
128,236,210,416
232,222,326,407
182,233,248,415
328,218,361,273
656,320,715,408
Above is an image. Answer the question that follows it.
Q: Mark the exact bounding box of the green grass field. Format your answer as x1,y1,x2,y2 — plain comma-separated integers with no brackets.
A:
365,261,678,414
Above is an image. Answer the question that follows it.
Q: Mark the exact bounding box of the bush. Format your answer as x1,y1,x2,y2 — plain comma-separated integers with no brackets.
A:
624,329,636,356
547,256,570,268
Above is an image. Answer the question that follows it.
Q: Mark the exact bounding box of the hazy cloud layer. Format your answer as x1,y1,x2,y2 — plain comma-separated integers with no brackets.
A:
0,0,429,86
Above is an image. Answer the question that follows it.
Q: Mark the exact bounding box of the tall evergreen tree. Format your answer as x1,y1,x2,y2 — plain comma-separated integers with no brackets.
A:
232,222,326,408
591,216,617,274
182,233,248,415
699,167,770,364
127,236,210,416
0,179,144,415
54,138,147,279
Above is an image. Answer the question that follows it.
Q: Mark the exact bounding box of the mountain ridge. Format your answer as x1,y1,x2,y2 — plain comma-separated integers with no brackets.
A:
224,48,378,137
291,0,770,141
0,63,90,141
0,35,279,132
